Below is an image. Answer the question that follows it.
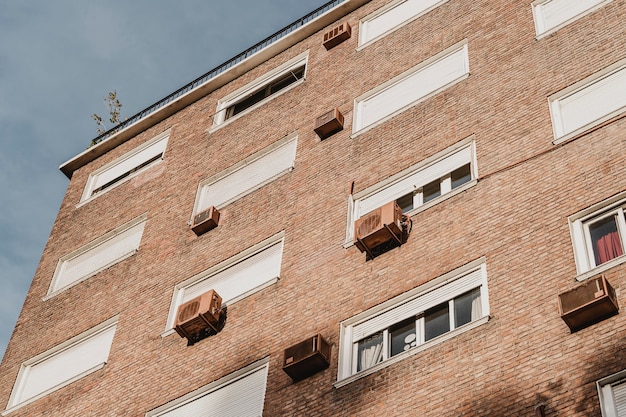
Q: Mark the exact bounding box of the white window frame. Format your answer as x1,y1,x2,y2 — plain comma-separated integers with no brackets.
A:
3,317,118,415
192,133,297,216
549,58,626,144
358,0,449,49
532,0,613,39
80,130,170,204
352,40,469,136
568,190,626,280
145,357,269,417
597,369,626,417
45,215,147,299
162,232,284,336
335,258,489,387
344,137,477,247
211,52,308,131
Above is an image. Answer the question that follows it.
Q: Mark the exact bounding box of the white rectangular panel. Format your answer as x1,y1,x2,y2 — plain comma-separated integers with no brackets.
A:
355,43,469,133
196,136,297,212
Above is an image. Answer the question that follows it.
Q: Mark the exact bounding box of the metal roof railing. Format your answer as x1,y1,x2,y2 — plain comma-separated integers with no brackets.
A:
90,0,347,146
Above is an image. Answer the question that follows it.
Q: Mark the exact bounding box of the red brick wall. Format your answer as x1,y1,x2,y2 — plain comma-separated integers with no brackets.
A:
1,0,625,416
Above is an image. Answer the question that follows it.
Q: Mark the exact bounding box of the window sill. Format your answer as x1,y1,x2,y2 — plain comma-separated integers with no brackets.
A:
575,255,626,282
333,315,489,388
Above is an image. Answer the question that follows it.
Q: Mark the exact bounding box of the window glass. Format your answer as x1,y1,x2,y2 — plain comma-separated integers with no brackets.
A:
390,318,417,357
424,302,450,341
396,192,414,213
357,332,384,372
423,179,441,203
454,288,481,328
451,163,472,189
589,215,624,266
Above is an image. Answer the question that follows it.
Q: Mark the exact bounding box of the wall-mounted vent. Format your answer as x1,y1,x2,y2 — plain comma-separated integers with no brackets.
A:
314,108,344,139
323,22,352,50
191,206,220,236
175,290,224,343
282,334,331,382
559,275,618,332
354,201,404,258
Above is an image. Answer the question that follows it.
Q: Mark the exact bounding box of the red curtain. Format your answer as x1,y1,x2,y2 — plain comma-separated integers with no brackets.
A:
593,231,624,265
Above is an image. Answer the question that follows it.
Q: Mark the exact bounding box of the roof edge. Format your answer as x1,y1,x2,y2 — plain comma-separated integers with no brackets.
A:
60,0,369,178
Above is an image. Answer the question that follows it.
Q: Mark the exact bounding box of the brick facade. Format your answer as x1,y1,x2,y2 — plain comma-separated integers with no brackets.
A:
1,0,626,416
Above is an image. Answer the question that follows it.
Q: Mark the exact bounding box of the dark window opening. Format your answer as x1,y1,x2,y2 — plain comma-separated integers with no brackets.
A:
225,65,305,119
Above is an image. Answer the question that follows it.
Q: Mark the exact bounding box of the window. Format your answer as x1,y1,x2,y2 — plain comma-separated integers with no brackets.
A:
226,66,304,119
336,259,489,385
569,191,626,278
81,130,169,203
345,138,476,247
358,0,449,48
163,233,284,334
597,369,626,417
532,0,613,39
549,59,626,144
396,163,472,213
212,52,307,128
193,133,297,216
46,215,147,298
353,41,469,135
145,358,269,417
4,317,117,413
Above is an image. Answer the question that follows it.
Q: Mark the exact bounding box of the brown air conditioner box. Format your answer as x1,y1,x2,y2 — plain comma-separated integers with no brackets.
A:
314,108,344,139
354,201,403,254
283,334,331,382
322,22,352,50
191,206,220,236
174,290,223,340
558,275,618,332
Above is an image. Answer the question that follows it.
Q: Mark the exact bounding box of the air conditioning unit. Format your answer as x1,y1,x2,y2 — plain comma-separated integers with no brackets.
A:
282,334,331,382
191,206,220,236
354,201,403,256
174,290,223,341
314,108,344,139
558,275,618,332
322,22,352,50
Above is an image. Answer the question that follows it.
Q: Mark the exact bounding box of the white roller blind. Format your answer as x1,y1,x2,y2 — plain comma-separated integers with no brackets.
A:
152,363,268,417
357,144,471,216
181,240,283,306
533,0,612,37
197,136,297,212
12,322,116,407
355,43,469,133
51,219,146,294
360,0,448,46
614,380,626,416
552,65,626,139
352,267,483,341
92,136,168,191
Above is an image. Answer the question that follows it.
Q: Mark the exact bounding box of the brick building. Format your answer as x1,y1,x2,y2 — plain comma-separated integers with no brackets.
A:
1,0,626,415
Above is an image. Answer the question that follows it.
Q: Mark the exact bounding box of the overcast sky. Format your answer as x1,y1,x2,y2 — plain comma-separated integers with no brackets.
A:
0,0,330,362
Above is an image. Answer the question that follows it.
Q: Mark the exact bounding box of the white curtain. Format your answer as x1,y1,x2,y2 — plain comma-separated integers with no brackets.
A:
358,334,383,372
471,291,482,321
